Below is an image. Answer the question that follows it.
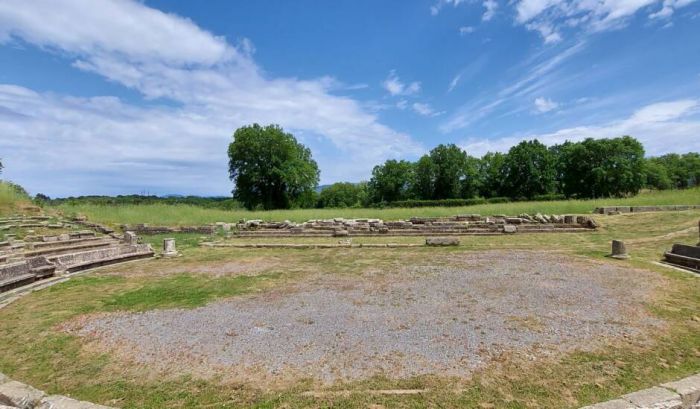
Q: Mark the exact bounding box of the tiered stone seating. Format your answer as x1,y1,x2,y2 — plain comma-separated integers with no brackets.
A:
0,215,155,293
0,256,56,292
50,244,154,273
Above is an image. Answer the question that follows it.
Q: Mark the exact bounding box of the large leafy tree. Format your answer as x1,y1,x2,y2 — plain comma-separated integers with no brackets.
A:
477,152,506,198
557,136,645,198
317,182,368,208
412,144,479,200
367,160,414,203
648,153,700,188
228,124,319,210
502,140,556,199
644,159,673,190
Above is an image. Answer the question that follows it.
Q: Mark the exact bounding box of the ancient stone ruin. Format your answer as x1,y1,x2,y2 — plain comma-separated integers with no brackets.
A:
120,224,215,235
1,215,154,294
232,213,598,238
595,205,700,215
662,220,700,273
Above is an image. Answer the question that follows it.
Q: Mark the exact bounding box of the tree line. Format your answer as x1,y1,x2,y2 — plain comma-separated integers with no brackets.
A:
227,124,700,210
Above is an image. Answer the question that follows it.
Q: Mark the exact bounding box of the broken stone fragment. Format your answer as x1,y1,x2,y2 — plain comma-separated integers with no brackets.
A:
0,380,45,409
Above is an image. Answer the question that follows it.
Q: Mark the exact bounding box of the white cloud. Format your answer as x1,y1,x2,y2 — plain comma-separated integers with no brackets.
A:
534,97,560,112
412,102,444,117
0,0,423,195
459,26,476,35
430,0,468,15
0,0,231,66
382,70,421,96
513,0,697,42
460,99,700,156
482,0,499,21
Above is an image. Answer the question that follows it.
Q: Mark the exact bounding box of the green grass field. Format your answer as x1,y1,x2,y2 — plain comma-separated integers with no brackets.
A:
54,188,700,226
0,210,699,408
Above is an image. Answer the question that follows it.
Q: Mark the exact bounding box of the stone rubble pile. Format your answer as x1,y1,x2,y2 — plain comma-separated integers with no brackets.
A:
0,372,116,408
233,214,598,237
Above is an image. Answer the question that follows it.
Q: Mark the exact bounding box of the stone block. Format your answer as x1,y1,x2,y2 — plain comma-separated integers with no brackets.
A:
622,386,682,409
332,230,349,237
122,231,137,245
503,225,517,233
0,380,46,409
662,373,700,408
579,398,637,409
38,395,116,409
425,237,460,246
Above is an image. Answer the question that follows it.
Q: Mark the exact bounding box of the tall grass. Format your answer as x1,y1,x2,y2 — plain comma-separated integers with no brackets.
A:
54,188,700,226
0,181,30,215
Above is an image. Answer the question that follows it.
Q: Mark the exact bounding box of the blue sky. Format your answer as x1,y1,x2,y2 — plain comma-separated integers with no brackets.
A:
1,0,699,197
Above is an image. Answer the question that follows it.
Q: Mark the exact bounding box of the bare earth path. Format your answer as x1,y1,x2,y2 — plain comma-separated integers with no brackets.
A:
69,250,663,387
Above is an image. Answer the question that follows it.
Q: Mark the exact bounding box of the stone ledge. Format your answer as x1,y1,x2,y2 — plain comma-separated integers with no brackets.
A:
581,373,700,409
0,373,116,409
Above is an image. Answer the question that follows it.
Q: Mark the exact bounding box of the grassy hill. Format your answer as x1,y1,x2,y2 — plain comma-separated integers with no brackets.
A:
0,181,33,216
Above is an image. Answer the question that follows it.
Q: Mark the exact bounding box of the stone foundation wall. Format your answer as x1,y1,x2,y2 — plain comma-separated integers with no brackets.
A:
233,214,598,238
120,224,216,235
595,205,700,215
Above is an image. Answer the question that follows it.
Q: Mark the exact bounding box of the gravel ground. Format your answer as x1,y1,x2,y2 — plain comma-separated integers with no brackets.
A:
72,250,662,386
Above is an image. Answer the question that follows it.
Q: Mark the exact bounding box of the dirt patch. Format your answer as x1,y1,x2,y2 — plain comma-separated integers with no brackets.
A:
67,250,665,387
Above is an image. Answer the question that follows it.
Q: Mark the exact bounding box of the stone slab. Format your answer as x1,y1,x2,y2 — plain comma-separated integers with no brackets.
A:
662,374,700,408
623,386,682,409
425,237,460,246
580,398,638,409
0,380,45,409
38,395,116,409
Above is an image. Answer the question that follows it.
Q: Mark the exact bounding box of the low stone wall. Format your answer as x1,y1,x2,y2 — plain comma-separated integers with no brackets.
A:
0,371,115,408
664,244,700,272
50,244,154,273
595,205,700,215
233,214,598,238
120,224,216,235
202,242,424,249
580,372,700,408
